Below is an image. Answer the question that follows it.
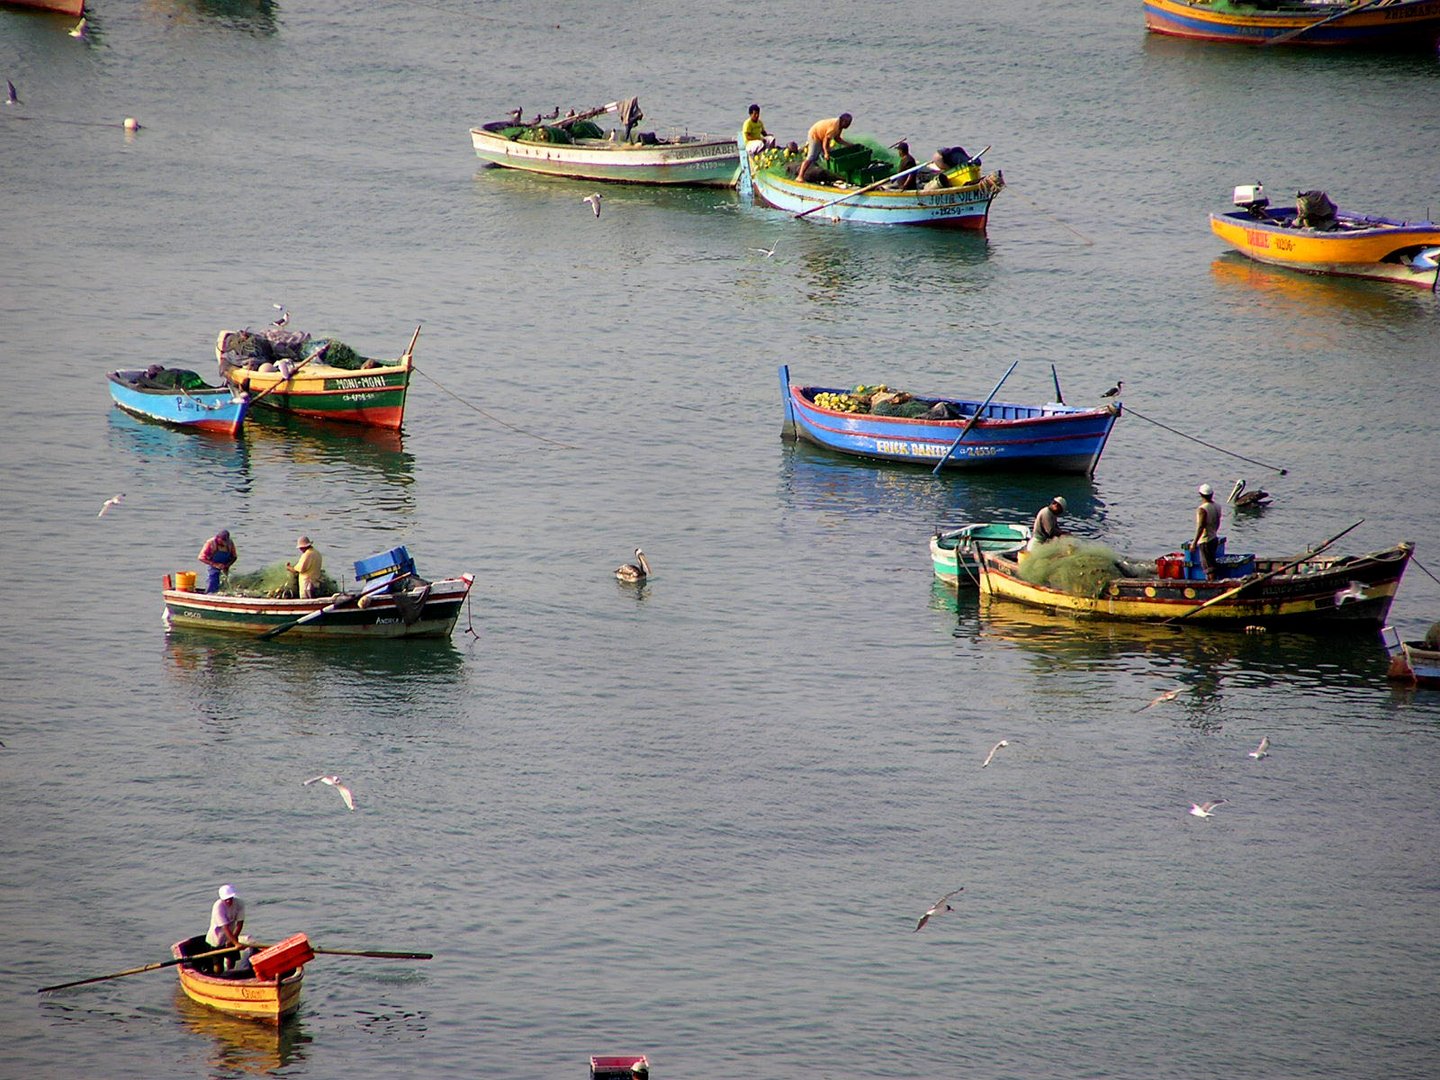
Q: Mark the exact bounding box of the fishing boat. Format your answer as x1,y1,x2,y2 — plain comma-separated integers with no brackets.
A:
738,137,1003,229
1212,184,1440,289
1143,0,1440,47
163,546,474,639
171,935,307,1024
931,524,1033,586
107,367,250,436
3,0,85,16
780,367,1120,475
1381,625,1440,688
978,538,1413,629
215,324,417,431
470,97,739,187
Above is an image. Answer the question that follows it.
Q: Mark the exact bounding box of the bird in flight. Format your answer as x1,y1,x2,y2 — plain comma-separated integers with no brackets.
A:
1333,581,1367,606
97,493,125,517
68,17,87,38
583,193,603,218
1188,799,1226,819
1248,737,1270,759
6,80,18,106
1101,380,1124,398
981,739,1009,768
304,774,356,811
751,237,780,258
1137,687,1182,711
914,888,963,932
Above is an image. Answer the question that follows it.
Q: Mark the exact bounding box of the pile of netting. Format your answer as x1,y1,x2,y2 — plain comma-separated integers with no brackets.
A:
224,329,372,371
812,384,960,420
1018,538,1123,598
504,119,605,144
217,560,342,599
1425,622,1440,649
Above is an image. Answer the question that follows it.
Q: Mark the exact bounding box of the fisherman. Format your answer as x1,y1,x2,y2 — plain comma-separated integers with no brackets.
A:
1192,483,1222,580
197,529,237,593
742,103,775,154
1027,496,1067,551
286,536,324,599
796,113,851,183
891,142,919,190
206,884,248,971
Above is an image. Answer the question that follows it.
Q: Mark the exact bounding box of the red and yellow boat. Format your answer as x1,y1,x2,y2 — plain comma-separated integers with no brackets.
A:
1144,0,1440,47
171,934,312,1024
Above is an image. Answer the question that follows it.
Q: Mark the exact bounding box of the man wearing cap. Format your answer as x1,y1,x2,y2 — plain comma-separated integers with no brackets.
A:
1027,496,1067,552
197,530,237,594
206,884,247,969
1193,483,1222,580
796,112,851,183
286,536,323,599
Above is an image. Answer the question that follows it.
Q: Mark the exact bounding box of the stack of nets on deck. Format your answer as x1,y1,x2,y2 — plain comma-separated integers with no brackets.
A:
505,120,605,144
813,384,961,420
225,328,371,371
1018,538,1122,599
217,560,342,599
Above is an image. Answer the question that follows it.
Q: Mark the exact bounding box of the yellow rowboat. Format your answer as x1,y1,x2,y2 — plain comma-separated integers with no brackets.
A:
171,934,307,1024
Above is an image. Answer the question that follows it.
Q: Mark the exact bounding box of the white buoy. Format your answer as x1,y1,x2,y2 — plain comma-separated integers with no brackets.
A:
123,117,140,132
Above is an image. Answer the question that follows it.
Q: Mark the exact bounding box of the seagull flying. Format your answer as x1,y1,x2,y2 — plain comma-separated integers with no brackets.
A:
1188,799,1226,818
271,304,289,327
304,774,356,811
6,80,18,106
1334,581,1367,606
751,237,780,258
97,493,125,517
981,739,1009,768
583,193,603,218
1137,687,1182,712
69,17,87,37
1101,380,1124,398
1248,736,1270,759
914,888,963,932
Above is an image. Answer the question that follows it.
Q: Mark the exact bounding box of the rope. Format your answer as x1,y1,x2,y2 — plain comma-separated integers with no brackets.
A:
999,185,1095,245
1123,405,1289,476
1410,555,1440,588
411,366,577,449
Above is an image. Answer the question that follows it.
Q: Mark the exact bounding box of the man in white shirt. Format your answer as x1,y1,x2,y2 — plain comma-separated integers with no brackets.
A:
206,884,248,969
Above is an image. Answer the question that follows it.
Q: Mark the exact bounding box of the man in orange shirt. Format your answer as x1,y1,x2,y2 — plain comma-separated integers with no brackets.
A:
797,112,851,182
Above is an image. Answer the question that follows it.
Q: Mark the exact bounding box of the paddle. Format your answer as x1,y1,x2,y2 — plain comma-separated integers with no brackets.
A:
794,161,934,219
1166,518,1365,625
257,572,412,641
931,360,1019,475
1265,0,1383,46
251,942,433,960
37,944,245,994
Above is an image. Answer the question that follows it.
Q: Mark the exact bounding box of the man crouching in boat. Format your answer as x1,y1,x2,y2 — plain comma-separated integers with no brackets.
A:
1027,496,1067,552
797,113,851,182
207,884,251,972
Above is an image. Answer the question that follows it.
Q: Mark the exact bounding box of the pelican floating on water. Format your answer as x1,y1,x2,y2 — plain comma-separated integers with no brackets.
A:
1228,479,1272,509
615,548,650,582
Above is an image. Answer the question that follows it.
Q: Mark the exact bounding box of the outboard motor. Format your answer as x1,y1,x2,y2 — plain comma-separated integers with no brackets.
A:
1232,182,1269,218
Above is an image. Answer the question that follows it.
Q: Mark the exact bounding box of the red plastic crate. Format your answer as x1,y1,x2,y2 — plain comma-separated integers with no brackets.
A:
590,1054,649,1078
250,933,315,980
1155,554,1184,580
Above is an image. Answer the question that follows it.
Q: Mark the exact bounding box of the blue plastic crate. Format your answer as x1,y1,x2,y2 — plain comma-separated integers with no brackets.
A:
354,546,415,581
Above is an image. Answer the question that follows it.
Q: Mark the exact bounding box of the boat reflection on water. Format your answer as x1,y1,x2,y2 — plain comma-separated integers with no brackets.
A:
1209,253,1433,322
142,0,278,33
242,412,417,507
789,224,992,309
107,408,254,494
174,988,309,1074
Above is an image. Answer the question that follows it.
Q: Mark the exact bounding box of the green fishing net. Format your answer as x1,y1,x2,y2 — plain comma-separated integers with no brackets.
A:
217,560,341,598
1019,538,1121,598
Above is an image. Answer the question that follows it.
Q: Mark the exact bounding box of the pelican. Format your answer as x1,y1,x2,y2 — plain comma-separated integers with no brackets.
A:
1248,736,1270,759
304,774,355,811
914,888,963,932
1228,479,1272,509
1101,380,1124,398
615,548,650,582
583,193,603,218
981,739,1009,768
1188,799,1226,819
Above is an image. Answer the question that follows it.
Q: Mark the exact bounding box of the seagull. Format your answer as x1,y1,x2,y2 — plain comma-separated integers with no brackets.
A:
6,80,18,106
1248,736,1270,759
751,237,781,258
1334,581,1368,606
1188,799,1226,819
271,304,289,327
97,493,125,517
981,739,1009,768
1137,687,1182,712
583,193,603,218
68,17,87,37
1228,479,1272,509
914,888,963,932
304,774,355,811
615,548,650,583
1101,380,1124,398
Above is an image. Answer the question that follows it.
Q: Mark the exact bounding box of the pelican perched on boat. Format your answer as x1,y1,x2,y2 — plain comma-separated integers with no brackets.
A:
1228,479,1272,510
615,548,651,583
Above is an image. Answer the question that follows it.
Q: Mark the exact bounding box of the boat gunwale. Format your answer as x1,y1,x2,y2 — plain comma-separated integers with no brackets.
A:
790,384,1117,430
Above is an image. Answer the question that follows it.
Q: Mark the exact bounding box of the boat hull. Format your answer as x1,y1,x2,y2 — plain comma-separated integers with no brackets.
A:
171,937,302,1025
931,524,1033,586
163,574,474,639
780,367,1119,475
979,543,1412,629
4,0,85,15
108,371,249,435
1143,0,1440,46
1382,627,1440,687
470,125,739,186
1211,209,1440,288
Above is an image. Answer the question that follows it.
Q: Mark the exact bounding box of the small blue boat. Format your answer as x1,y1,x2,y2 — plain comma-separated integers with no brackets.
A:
780,366,1120,475
108,367,250,436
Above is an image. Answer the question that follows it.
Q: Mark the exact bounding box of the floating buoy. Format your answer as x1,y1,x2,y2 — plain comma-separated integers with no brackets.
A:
123,117,140,132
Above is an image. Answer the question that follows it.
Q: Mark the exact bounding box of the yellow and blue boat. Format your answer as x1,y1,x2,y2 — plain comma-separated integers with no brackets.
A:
1144,0,1440,47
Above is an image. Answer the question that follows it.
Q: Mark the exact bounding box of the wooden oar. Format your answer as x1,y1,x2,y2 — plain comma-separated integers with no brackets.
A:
931,360,1019,475
38,944,244,994
794,161,934,219
257,572,412,641
1166,518,1365,625
252,942,432,960
1265,0,1384,46
243,344,325,407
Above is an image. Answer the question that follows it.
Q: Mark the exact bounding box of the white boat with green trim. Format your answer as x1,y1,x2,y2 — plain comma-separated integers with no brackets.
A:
931,523,1032,586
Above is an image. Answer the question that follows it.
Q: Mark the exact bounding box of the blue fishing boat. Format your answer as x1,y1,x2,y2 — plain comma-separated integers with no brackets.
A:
779,366,1120,475
107,367,250,436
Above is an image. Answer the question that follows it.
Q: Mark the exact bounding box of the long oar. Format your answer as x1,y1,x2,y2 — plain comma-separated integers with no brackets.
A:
252,942,432,960
38,944,245,994
931,360,1019,475
1166,518,1365,625
258,572,411,641
244,345,325,407
1265,0,1383,46
794,161,933,219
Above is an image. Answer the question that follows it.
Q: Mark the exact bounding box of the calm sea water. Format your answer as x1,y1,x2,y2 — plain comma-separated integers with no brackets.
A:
3,1,1439,1077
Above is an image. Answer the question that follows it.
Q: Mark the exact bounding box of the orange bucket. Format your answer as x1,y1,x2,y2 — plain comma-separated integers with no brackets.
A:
175,570,197,591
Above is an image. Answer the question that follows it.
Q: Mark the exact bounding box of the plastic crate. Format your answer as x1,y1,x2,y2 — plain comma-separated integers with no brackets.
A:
590,1055,649,1079
1156,554,1185,580
249,933,314,980
354,546,415,582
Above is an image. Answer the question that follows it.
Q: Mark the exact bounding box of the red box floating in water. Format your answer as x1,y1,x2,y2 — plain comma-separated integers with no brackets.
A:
249,933,315,980
1156,554,1185,579
590,1054,649,1078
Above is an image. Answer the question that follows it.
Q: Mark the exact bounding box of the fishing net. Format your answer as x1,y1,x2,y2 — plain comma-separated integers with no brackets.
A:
1296,189,1337,231
516,125,572,144
217,560,341,599
1019,538,1122,598
1425,622,1440,649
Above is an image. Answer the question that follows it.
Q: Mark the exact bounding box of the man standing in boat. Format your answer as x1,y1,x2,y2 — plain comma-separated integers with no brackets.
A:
796,113,851,182
1027,496,1067,552
197,529,237,593
1192,483,1222,580
206,884,247,970
287,536,323,600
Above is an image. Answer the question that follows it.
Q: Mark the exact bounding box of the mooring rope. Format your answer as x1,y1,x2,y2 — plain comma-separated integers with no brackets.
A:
1409,555,1440,588
998,185,1095,245
412,366,577,449
1123,405,1289,476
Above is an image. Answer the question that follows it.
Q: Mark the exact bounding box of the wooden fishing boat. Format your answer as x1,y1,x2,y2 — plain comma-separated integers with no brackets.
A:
1381,625,1440,688
1143,0,1440,47
215,324,417,431
931,523,1033,586
471,98,738,187
739,137,1002,229
3,0,85,16
108,367,250,436
171,935,304,1024
1212,184,1440,288
979,539,1413,629
780,367,1120,475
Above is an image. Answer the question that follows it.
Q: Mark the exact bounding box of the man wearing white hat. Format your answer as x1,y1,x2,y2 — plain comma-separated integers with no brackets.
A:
206,884,248,969
1193,483,1222,580
286,536,324,599
1027,496,1068,552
